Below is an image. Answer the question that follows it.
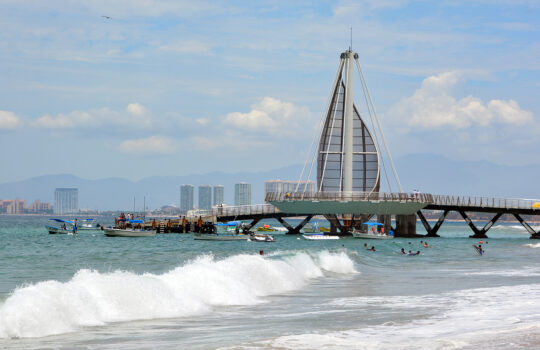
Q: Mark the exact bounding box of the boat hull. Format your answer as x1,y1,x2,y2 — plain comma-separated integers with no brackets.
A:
302,234,340,240
46,225,76,234
103,228,156,237
352,232,394,240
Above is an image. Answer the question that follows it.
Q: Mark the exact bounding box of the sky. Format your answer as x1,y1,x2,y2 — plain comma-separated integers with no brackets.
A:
0,0,539,183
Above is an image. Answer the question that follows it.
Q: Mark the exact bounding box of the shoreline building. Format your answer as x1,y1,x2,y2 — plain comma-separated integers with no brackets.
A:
27,199,52,213
198,185,212,211
54,188,78,214
0,199,26,214
180,185,194,214
213,185,224,206
234,183,251,206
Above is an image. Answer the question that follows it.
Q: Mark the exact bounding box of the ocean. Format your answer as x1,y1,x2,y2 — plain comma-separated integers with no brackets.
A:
0,216,539,349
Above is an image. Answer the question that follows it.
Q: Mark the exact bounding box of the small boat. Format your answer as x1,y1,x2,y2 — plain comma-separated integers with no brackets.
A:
319,227,330,232
256,224,276,232
46,219,77,234
194,222,249,241
104,219,156,237
352,231,394,240
352,222,394,240
302,233,340,240
272,226,288,232
77,218,101,231
46,224,76,234
249,233,276,242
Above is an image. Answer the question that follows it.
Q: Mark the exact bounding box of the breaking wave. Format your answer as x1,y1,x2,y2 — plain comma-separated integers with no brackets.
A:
0,251,356,339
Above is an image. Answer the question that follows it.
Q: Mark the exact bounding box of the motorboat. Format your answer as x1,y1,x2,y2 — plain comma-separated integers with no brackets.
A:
256,224,276,232
103,228,156,237
46,218,77,234
194,222,249,241
249,233,276,242
351,222,394,239
352,231,394,240
302,223,320,233
104,219,156,237
77,218,101,231
302,233,340,240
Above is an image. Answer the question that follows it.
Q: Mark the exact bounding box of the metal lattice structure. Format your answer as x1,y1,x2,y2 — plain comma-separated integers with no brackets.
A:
317,53,380,193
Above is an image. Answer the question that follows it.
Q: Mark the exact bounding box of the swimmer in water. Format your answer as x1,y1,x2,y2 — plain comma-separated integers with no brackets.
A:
369,246,376,251
400,248,406,254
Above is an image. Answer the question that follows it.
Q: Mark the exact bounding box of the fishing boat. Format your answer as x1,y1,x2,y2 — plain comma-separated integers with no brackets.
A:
352,222,394,240
46,219,77,234
77,218,101,231
103,220,156,237
302,233,340,240
249,233,276,242
194,222,249,241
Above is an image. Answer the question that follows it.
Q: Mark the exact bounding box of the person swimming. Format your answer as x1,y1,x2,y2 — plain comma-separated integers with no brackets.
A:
400,248,406,254
369,246,376,251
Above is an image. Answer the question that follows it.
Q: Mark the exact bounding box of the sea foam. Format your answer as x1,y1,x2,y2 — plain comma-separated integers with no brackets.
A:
0,250,356,339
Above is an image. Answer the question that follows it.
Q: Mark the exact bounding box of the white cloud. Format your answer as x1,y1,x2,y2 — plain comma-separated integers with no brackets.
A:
223,97,313,137
33,103,152,129
0,110,22,129
389,71,534,129
117,136,177,155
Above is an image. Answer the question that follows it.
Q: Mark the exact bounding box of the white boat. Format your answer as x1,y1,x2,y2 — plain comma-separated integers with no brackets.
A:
352,231,394,240
77,218,101,231
103,228,156,237
351,222,394,239
194,222,249,241
302,234,340,240
249,233,276,242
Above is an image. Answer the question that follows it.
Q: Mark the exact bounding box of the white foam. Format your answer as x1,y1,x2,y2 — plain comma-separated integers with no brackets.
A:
239,284,540,350
0,251,356,339
524,243,540,248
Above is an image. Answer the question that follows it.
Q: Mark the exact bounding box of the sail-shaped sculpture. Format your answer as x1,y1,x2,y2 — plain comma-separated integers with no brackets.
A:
317,78,380,193
266,49,430,217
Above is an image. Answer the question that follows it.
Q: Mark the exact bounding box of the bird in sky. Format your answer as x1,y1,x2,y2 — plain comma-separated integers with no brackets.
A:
102,15,111,19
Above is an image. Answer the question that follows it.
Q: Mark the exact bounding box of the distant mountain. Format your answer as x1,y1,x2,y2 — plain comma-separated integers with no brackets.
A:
394,153,540,199
0,154,538,210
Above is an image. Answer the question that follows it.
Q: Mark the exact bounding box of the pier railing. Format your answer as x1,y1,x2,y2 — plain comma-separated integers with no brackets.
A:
430,194,539,210
265,191,434,203
210,204,280,218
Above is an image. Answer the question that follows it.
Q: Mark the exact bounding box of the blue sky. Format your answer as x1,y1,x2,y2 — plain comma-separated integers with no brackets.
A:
0,0,538,183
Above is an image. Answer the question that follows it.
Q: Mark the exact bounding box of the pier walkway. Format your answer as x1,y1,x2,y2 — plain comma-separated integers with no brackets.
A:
194,192,540,239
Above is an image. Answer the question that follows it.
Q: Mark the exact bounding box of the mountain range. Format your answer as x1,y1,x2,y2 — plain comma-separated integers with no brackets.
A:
0,154,538,210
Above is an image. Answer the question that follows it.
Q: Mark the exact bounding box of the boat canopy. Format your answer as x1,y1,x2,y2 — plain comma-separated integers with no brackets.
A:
50,218,74,224
362,222,383,226
128,219,144,223
216,222,239,226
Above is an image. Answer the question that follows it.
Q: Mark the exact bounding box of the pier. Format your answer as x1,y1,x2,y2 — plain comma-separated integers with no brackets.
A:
173,48,540,239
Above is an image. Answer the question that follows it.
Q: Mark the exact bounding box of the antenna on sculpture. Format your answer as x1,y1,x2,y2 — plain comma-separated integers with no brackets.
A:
350,27,352,50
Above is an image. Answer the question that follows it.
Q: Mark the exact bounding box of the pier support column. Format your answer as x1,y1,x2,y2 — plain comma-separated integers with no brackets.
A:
513,213,540,239
276,215,313,234
417,210,443,237
395,214,417,237
325,215,345,235
458,211,502,238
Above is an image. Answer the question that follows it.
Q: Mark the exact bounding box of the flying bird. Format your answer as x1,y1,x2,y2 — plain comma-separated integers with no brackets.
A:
102,15,111,19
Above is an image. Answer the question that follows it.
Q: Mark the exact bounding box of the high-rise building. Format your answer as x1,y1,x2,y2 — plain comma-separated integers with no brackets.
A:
54,188,78,214
180,185,194,213
213,185,224,206
234,183,251,206
198,185,212,210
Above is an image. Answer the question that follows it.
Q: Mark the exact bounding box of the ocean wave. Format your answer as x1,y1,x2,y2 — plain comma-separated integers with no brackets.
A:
0,250,356,339
233,284,540,350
